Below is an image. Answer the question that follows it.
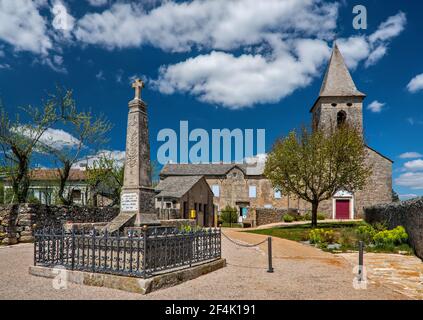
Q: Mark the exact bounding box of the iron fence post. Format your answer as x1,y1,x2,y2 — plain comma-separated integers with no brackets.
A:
91,227,96,272
142,225,148,279
71,226,75,270
33,229,37,266
267,237,274,273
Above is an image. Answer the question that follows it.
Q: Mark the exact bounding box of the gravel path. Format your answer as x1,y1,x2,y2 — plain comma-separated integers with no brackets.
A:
0,231,406,300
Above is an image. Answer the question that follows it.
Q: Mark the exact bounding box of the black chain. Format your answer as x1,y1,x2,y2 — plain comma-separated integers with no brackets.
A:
221,231,268,248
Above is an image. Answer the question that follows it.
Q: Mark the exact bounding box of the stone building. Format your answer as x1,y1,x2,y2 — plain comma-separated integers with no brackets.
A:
1,168,113,206
160,44,393,223
160,163,306,223
309,43,393,219
155,175,215,227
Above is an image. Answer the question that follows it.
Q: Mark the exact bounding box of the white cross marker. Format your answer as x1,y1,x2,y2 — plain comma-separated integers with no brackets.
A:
131,79,144,100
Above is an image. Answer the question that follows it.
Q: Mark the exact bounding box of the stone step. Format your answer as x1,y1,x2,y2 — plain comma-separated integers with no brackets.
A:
102,213,137,234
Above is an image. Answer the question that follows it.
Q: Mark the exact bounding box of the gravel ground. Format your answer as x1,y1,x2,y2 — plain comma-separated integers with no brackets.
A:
0,230,406,300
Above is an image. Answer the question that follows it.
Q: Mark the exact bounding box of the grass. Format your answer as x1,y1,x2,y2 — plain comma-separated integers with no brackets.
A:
247,221,364,242
245,221,414,255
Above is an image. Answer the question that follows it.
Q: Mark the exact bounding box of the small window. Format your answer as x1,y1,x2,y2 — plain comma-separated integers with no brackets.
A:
331,103,337,107
347,102,353,107
249,185,257,198
212,185,220,197
274,189,282,199
337,110,347,127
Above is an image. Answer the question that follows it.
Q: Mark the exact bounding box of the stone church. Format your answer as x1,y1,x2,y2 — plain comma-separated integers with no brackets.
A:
159,44,393,223
309,43,392,219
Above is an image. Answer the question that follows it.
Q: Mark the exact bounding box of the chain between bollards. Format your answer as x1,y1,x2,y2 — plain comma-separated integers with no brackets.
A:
267,237,274,273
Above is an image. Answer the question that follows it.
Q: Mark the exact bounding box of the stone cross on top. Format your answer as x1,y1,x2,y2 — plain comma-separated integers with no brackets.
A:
131,78,144,100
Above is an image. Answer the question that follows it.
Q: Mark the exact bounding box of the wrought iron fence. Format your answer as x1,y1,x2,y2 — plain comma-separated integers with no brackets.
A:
34,226,221,278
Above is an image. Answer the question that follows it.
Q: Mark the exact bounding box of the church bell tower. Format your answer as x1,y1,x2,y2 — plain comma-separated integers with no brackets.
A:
311,43,366,135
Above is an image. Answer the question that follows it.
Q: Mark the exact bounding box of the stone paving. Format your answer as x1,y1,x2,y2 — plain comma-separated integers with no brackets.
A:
340,252,423,300
0,231,407,300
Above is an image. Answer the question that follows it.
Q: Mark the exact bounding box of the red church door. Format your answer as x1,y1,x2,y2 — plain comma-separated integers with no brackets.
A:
335,200,350,220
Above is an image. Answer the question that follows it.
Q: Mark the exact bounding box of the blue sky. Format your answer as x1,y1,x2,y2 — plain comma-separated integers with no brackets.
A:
0,0,422,199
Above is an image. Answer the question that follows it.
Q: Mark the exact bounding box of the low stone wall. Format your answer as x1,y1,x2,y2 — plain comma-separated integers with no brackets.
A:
254,208,289,226
364,197,423,260
0,204,119,245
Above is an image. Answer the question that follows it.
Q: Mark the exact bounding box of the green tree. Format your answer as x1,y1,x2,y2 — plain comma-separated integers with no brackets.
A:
38,89,112,205
87,155,124,207
264,124,371,227
0,99,59,203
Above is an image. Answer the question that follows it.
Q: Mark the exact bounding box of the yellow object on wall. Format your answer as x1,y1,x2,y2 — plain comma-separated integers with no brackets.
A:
190,209,197,219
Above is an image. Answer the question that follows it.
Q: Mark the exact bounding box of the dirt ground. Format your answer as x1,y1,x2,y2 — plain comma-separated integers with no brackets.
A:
0,229,407,300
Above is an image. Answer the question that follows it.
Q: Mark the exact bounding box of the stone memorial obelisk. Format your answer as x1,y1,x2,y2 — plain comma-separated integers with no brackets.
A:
105,79,159,232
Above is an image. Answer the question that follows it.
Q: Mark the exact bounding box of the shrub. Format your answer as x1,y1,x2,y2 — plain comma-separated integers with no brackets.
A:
339,228,357,248
373,226,408,246
294,215,305,221
305,212,326,221
356,224,377,244
220,206,238,223
309,228,337,244
283,214,294,223
317,213,326,220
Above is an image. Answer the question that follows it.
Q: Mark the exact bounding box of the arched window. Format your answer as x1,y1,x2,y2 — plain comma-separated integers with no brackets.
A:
337,110,347,127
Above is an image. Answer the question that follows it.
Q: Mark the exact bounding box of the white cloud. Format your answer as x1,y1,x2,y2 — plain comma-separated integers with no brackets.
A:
335,36,370,70
367,100,385,113
13,126,80,151
369,12,407,44
74,0,339,52
96,70,105,80
39,128,80,150
407,73,423,93
399,152,423,159
86,0,108,7
395,172,423,190
153,39,330,108
0,0,52,55
404,159,423,171
399,194,418,200
150,9,405,108
73,150,126,169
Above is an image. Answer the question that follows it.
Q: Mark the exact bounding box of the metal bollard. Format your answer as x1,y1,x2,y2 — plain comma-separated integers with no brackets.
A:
358,241,364,281
267,237,274,273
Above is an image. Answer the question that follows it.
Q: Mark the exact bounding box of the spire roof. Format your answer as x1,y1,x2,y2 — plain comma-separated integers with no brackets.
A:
319,43,365,97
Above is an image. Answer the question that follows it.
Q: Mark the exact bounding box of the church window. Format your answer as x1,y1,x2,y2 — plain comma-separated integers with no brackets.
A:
347,102,353,106
337,110,347,127
331,103,337,107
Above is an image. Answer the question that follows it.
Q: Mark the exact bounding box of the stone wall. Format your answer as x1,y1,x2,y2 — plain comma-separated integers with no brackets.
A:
0,204,119,245
253,208,291,226
364,197,423,260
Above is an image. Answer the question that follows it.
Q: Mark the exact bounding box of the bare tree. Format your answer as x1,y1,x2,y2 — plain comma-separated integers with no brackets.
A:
38,89,112,205
0,99,58,203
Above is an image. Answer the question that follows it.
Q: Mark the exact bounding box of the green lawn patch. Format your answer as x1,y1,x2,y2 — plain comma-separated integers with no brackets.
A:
245,221,414,255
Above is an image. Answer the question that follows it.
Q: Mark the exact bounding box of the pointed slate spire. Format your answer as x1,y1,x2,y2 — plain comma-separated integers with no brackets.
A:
319,43,365,97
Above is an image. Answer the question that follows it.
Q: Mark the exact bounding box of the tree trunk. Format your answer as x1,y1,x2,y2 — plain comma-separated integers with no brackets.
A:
311,201,319,228
58,163,72,205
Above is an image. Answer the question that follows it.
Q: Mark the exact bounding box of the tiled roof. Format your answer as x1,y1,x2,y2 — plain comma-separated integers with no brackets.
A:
29,169,87,181
160,163,244,176
155,175,205,198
